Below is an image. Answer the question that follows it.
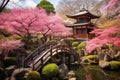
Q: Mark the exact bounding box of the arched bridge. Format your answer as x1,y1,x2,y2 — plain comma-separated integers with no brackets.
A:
24,42,73,71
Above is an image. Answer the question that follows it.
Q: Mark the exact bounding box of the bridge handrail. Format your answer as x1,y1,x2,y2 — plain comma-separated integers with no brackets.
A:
24,42,71,70
33,44,71,70
24,42,57,67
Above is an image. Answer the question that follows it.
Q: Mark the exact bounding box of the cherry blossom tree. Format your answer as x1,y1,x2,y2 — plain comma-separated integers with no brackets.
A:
102,0,120,19
0,40,21,52
0,40,22,58
86,27,120,53
0,8,71,44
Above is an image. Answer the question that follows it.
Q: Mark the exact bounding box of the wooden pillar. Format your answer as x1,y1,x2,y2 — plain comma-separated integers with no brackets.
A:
32,55,34,70
72,27,75,34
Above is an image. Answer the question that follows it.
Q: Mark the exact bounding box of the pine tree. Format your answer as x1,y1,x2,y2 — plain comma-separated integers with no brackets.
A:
37,0,55,14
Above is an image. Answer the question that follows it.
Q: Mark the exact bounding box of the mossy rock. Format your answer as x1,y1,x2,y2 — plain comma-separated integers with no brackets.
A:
0,67,7,80
99,60,110,69
26,71,41,80
4,57,18,68
72,41,79,47
41,63,59,78
77,41,86,49
83,55,99,64
86,55,98,60
109,61,120,69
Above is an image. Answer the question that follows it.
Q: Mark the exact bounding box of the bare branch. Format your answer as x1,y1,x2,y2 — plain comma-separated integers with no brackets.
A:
0,0,10,12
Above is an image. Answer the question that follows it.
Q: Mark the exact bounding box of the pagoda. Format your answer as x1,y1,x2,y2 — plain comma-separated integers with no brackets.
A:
65,9,99,39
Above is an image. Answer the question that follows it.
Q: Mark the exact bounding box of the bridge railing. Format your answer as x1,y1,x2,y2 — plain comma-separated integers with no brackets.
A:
24,42,57,67
33,44,71,70
24,42,71,70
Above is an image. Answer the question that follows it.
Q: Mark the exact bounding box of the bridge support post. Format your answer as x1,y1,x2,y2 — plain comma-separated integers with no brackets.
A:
22,55,25,68
50,45,53,61
62,53,66,63
32,55,34,70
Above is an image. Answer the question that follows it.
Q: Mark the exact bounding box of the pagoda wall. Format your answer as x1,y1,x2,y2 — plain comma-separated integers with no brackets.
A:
74,34,88,38
76,17,90,23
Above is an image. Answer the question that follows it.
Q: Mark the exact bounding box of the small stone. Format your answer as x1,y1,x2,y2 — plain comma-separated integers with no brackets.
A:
68,71,75,78
69,77,76,80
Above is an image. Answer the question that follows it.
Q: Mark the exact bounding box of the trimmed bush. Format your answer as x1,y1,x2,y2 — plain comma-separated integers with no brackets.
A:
42,63,59,78
0,67,7,80
26,71,41,80
72,41,79,47
4,57,18,68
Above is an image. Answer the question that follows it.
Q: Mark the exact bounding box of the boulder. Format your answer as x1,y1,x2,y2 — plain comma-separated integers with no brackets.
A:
99,60,110,69
99,60,120,70
59,63,68,79
109,61,120,69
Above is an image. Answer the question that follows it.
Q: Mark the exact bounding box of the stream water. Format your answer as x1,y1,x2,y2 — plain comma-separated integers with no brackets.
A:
70,64,120,80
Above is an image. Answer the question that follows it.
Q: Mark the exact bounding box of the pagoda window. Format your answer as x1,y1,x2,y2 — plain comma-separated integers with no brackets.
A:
76,28,86,34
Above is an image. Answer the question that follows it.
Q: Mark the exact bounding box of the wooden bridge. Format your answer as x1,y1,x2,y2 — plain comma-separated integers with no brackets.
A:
24,42,73,71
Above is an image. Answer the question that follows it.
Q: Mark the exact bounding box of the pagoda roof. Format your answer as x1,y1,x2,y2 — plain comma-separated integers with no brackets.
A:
65,22,90,27
66,10,100,19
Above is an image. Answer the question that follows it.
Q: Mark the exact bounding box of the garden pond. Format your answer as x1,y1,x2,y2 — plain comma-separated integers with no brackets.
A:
70,64,120,80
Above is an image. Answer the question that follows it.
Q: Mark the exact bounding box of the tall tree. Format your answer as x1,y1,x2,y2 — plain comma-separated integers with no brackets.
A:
97,0,120,23
37,0,55,14
56,0,99,19
0,0,10,12
102,0,120,19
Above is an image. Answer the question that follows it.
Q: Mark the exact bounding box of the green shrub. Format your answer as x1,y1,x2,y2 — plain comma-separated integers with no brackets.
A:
42,63,59,78
4,57,18,68
72,41,79,47
0,67,7,80
26,71,41,80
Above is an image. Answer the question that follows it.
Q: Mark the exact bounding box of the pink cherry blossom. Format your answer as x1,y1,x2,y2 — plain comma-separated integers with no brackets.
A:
0,8,72,41
86,27,120,53
0,40,22,52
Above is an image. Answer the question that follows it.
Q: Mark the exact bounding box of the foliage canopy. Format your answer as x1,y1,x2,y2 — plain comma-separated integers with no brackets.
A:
37,0,55,14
